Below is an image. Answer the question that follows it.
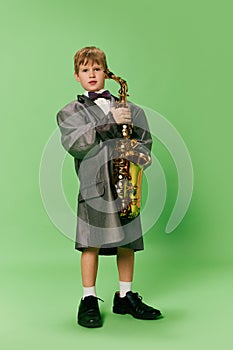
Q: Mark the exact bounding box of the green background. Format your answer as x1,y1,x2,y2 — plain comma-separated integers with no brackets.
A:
1,0,233,349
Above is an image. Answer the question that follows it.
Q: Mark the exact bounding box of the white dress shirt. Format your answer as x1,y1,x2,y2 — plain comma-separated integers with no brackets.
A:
84,89,112,115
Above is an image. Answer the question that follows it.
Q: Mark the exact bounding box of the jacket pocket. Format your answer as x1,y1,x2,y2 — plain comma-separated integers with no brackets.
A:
78,181,105,202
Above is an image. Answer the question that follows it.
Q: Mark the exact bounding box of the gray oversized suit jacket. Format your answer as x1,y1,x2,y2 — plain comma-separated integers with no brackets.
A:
57,94,152,255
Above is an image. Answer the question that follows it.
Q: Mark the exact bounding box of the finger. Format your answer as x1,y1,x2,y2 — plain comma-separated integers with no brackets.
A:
122,116,131,121
118,108,130,115
122,107,130,113
121,118,132,124
122,108,131,114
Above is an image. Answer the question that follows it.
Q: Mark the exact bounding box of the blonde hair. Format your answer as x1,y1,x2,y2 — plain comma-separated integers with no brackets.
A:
74,46,108,75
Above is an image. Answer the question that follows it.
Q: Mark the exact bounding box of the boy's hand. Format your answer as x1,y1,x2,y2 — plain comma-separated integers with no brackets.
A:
110,107,132,125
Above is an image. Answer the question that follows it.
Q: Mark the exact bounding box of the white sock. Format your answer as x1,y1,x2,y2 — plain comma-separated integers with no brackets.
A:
82,286,96,299
119,281,132,298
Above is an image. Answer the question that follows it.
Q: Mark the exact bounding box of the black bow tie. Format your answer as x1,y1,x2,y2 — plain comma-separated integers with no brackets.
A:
88,90,111,101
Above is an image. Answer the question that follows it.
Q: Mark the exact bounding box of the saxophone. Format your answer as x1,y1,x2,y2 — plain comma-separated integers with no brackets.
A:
106,69,151,219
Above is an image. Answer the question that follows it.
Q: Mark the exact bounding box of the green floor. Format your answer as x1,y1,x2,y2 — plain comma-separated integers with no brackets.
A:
2,231,232,350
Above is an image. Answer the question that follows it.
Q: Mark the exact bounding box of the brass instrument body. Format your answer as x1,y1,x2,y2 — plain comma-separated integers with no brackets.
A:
106,70,150,219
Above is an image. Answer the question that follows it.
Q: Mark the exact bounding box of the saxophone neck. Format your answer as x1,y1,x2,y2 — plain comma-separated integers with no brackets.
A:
105,68,132,137
105,69,129,104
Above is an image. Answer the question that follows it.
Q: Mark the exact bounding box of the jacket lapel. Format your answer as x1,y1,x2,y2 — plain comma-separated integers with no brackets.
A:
77,94,105,120
77,94,118,121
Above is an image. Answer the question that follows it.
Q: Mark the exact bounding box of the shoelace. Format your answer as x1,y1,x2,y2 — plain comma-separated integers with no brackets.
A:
96,297,104,302
81,296,104,316
129,293,153,313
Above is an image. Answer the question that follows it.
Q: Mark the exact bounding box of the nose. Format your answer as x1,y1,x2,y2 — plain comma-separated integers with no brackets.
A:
89,69,95,77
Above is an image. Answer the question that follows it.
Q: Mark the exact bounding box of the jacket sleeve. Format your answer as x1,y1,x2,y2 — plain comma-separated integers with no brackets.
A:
95,105,152,152
95,112,123,140
130,106,153,169
56,109,101,160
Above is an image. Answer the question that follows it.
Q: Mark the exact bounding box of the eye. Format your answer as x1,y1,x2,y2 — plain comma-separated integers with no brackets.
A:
82,68,88,72
94,67,100,71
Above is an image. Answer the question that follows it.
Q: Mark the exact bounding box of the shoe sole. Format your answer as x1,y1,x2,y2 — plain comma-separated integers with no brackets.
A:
78,322,103,328
77,320,103,328
112,308,162,320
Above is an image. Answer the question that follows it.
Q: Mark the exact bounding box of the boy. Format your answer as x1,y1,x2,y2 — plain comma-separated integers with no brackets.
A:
57,46,162,328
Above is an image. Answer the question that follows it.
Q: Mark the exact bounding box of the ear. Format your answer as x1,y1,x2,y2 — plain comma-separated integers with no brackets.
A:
74,72,80,82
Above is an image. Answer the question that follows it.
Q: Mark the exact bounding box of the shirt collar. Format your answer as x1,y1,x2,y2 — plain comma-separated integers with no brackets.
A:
84,89,105,97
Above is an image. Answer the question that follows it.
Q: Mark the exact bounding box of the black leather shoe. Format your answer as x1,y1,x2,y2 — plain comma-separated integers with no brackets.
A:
113,291,162,320
77,296,103,328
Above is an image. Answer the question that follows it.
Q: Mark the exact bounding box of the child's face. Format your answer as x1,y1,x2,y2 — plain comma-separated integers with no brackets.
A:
74,61,106,92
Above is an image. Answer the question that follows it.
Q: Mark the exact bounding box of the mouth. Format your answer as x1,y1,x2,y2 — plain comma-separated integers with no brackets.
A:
89,80,97,85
